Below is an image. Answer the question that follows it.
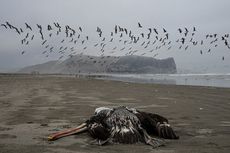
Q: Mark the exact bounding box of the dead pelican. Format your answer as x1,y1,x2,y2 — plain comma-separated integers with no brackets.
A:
48,106,179,148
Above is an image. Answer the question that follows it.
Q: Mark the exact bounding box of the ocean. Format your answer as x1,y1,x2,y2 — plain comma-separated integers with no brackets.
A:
95,73,230,88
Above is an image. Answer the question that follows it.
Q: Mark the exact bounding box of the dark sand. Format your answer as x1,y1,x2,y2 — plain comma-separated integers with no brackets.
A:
0,74,230,153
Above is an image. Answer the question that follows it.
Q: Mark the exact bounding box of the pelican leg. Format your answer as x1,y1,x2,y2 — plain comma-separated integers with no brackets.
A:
89,138,111,146
142,129,165,148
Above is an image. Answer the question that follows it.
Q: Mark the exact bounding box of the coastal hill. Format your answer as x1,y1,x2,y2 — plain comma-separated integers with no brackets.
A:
18,55,177,74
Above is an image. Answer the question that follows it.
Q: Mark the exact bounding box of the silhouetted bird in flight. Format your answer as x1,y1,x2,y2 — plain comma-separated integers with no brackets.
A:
138,22,142,28
1,23,7,29
115,25,118,34
148,28,152,33
25,23,32,31
42,40,47,45
47,25,52,31
79,27,82,32
165,33,169,39
147,33,151,39
201,40,203,45
181,38,185,44
13,27,21,35
193,27,196,32
25,33,29,39
141,33,144,38
6,22,13,29
185,45,189,50
200,50,203,55
153,28,158,35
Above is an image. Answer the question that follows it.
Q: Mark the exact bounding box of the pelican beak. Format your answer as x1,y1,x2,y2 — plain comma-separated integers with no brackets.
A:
48,123,87,141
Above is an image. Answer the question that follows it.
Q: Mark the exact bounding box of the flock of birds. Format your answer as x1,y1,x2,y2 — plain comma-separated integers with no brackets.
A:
1,21,230,66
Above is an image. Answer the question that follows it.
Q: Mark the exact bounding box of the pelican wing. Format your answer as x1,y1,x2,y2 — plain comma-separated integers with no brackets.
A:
136,111,179,139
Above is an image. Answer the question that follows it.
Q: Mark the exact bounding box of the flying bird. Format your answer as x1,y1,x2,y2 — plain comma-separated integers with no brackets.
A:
138,22,142,28
6,22,13,29
1,23,7,29
153,28,158,35
193,27,196,32
47,25,52,31
79,27,82,32
200,50,203,55
42,40,47,45
25,23,32,31
141,33,144,38
21,51,25,55
31,35,34,40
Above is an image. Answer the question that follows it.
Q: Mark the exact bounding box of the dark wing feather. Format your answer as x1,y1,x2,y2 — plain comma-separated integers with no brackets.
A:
136,111,179,139
87,112,110,141
88,123,110,141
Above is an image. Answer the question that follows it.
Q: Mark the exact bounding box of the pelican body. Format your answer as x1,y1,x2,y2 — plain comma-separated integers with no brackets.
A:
48,106,179,148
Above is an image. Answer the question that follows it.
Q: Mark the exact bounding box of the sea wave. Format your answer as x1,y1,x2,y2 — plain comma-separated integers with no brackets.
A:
93,73,230,88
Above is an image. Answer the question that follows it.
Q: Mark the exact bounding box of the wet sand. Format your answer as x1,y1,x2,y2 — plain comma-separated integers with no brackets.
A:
0,74,230,153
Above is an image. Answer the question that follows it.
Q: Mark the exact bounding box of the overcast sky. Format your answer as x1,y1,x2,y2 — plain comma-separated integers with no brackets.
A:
0,0,230,73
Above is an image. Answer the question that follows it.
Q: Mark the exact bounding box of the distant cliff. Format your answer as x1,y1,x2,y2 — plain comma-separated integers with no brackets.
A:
107,56,177,74
18,55,177,74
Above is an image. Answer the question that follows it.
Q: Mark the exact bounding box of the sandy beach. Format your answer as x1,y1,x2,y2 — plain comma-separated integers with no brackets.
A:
0,74,230,153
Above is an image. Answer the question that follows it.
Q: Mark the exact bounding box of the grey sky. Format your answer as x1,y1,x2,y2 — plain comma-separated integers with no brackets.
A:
0,0,230,73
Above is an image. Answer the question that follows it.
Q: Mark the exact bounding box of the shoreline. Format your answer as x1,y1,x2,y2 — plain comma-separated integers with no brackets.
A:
1,73,230,89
